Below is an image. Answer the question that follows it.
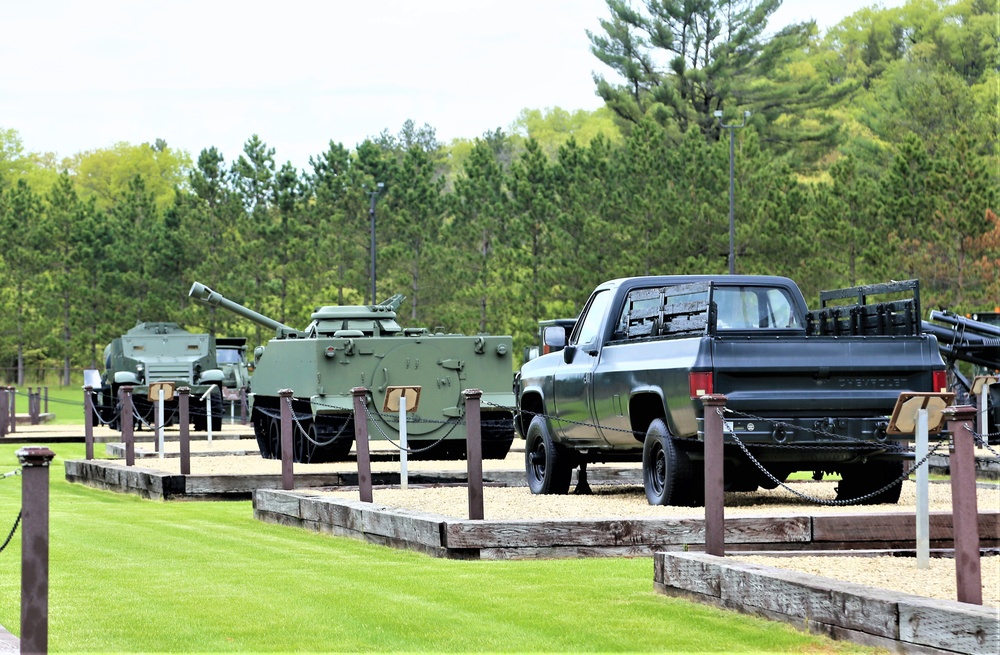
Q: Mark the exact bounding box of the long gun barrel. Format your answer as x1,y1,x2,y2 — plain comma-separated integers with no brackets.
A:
189,282,294,335
923,310,1000,370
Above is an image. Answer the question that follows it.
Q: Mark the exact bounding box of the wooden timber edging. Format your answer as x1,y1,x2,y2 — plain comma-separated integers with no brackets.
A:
63,458,643,500
655,551,999,655
252,489,1000,560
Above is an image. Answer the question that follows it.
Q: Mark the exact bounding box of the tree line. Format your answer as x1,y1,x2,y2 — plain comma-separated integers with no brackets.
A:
0,0,996,385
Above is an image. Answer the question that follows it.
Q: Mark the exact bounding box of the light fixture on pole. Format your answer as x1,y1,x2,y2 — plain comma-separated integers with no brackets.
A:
366,182,385,305
714,110,750,275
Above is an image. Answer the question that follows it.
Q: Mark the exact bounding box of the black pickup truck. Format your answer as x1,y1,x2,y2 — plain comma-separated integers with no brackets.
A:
514,275,948,506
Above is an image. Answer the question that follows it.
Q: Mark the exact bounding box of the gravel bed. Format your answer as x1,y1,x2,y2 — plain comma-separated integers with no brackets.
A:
736,554,1000,608
311,481,999,608
312,479,1000,518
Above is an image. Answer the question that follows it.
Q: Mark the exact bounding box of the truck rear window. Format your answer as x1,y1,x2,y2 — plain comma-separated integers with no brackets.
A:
617,284,802,338
715,287,801,329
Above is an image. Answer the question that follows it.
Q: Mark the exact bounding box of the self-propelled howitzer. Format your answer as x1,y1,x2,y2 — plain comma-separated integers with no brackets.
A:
188,282,517,463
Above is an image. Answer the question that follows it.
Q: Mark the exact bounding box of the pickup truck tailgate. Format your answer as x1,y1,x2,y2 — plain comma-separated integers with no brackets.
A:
712,335,941,415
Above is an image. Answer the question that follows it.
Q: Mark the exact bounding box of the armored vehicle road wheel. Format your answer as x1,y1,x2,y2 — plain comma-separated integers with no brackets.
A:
266,415,282,460
293,418,315,464
252,408,272,458
524,415,573,494
643,419,697,506
836,460,903,505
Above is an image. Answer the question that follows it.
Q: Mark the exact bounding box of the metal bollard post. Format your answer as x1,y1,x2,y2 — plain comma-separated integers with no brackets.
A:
121,386,135,467
701,394,728,557
944,406,982,605
279,389,294,490
83,386,94,460
178,387,191,476
351,387,373,503
464,389,484,520
18,446,56,655
43,386,48,414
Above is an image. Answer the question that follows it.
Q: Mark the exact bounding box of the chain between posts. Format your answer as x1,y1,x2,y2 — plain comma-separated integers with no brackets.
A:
488,399,964,507
267,401,354,448
967,423,1000,457
360,402,461,453
0,511,21,555
0,459,24,555
717,408,950,506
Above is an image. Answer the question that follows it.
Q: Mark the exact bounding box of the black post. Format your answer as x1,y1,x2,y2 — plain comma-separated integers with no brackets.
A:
18,446,56,655
43,386,48,414
351,387,373,503
715,111,749,275
178,387,191,476
367,182,383,304
9,387,15,434
464,389,484,520
83,386,94,460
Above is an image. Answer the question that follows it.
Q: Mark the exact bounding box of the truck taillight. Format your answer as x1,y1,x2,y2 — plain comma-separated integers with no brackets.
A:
689,371,713,399
933,370,947,393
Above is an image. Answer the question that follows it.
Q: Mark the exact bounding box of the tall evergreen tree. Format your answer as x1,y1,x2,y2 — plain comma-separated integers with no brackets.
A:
588,0,846,154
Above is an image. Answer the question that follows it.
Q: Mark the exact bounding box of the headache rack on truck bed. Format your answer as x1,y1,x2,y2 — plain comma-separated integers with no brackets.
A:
806,279,921,337
625,282,714,339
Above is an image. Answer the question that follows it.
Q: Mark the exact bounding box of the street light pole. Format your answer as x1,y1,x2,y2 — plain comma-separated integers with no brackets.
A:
714,110,750,275
367,182,385,305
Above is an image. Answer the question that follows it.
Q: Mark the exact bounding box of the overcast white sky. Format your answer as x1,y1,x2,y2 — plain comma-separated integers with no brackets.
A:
3,0,906,171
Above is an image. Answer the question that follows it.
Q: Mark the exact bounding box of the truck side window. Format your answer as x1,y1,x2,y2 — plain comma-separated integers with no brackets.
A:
571,290,612,347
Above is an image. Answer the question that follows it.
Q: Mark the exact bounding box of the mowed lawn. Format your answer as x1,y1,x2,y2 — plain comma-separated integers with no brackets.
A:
0,443,876,653
4,386,91,426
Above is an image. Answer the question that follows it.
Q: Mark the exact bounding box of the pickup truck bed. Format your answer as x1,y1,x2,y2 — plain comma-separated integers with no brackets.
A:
515,275,947,506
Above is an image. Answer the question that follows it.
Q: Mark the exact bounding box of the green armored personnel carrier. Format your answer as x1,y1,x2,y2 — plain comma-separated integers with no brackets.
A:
188,282,517,463
93,321,225,432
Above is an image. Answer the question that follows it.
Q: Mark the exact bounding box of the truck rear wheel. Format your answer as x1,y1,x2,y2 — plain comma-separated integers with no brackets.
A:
643,419,696,506
836,460,903,504
525,416,572,494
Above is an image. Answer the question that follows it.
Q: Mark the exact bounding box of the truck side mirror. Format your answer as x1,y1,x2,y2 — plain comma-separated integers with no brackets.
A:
542,326,567,355
563,345,576,364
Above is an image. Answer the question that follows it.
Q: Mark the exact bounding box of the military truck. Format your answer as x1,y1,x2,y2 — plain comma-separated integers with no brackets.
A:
188,282,517,463
516,276,947,506
92,322,225,432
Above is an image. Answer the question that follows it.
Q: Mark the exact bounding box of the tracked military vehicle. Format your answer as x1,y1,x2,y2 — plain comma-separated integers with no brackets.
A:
188,282,517,463
93,322,225,432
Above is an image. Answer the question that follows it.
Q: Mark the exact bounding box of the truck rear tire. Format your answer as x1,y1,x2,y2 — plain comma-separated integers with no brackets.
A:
525,416,572,494
836,460,903,504
643,419,696,506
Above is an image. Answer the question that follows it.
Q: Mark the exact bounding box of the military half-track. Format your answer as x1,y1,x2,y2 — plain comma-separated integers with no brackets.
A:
188,282,517,463
93,321,225,432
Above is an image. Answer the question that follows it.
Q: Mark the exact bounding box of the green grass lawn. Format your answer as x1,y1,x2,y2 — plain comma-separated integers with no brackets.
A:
4,386,89,426
0,443,880,654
